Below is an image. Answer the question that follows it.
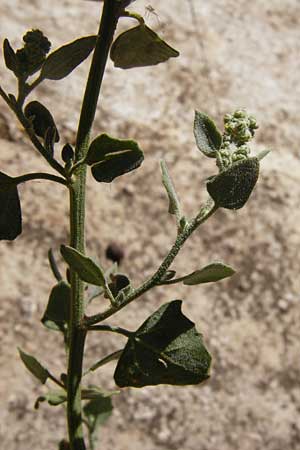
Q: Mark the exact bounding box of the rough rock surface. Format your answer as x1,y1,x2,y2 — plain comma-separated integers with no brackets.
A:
0,1,299,449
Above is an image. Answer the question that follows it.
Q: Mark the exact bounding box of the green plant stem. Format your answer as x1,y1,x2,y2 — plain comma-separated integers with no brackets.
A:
48,372,66,389
85,201,218,327
13,172,67,186
66,1,124,449
88,324,133,337
48,248,63,282
84,349,123,376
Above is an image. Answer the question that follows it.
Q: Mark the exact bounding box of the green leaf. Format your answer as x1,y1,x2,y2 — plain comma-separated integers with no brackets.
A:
18,348,49,384
3,39,18,75
41,281,71,331
82,385,119,400
0,172,22,241
207,157,260,209
60,245,106,287
182,262,235,285
40,35,96,80
110,25,179,69
160,270,176,283
257,149,270,161
114,300,211,388
24,101,59,142
108,273,131,299
160,160,181,219
35,390,67,409
86,134,144,183
194,111,222,157
83,395,113,433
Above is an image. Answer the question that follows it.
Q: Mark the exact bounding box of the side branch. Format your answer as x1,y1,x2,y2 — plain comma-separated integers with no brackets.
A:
85,201,218,326
0,85,65,177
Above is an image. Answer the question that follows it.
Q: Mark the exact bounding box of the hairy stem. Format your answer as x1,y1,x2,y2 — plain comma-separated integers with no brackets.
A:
88,324,133,337
67,1,123,449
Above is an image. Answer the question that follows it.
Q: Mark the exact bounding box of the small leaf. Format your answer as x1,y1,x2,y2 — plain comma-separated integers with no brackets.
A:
160,270,176,283
0,172,22,241
35,390,67,409
40,35,96,80
83,395,113,433
3,39,18,75
108,274,130,299
182,262,235,285
61,245,106,287
82,385,119,400
114,300,211,388
194,111,222,157
110,25,179,69
160,160,181,219
86,134,144,183
24,101,59,142
207,157,259,209
257,149,270,161
41,281,71,331
18,348,49,384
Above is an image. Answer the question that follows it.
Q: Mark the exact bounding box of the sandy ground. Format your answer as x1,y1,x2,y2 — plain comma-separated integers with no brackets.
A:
0,0,300,449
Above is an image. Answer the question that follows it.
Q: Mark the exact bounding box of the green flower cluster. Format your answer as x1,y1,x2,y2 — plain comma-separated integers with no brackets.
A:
217,109,258,170
16,29,51,78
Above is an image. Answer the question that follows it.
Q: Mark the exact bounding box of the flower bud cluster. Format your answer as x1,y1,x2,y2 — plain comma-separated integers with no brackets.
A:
216,110,257,171
16,29,51,77
223,109,258,147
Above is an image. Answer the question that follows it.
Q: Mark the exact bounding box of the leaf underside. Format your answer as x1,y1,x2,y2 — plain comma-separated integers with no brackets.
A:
110,25,179,69
194,111,222,157
114,300,211,388
60,245,106,287
18,348,48,384
182,262,235,285
40,35,96,80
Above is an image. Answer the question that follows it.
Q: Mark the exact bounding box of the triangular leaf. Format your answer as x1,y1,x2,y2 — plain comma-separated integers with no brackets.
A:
114,300,211,388
24,101,59,142
18,348,49,384
40,35,96,80
194,111,222,157
35,390,67,409
60,245,106,287
41,281,71,331
207,157,259,209
86,134,144,183
110,25,179,69
182,262,235,285
160,160,181,219
0,172,22,241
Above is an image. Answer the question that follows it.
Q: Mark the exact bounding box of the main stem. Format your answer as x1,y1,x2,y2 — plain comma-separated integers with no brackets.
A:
67,1,121,449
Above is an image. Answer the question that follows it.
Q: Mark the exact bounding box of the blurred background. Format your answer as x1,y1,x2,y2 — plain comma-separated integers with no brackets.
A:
0,0,299,449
